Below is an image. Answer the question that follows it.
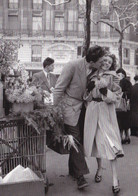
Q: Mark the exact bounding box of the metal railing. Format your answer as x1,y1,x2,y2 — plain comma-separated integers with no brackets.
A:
0,29,137,41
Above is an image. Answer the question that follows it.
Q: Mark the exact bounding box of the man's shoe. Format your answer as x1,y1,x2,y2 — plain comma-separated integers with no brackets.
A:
77,175,89,190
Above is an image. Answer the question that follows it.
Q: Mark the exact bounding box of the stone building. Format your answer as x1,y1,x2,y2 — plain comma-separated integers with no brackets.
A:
0,0,138,80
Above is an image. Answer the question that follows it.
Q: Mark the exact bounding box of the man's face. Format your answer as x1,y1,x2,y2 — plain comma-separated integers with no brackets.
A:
89,57,103,70
44,63,54,73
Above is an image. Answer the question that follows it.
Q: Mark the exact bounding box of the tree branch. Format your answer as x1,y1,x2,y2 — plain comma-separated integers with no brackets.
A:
122,21,138,32
96,20,121,34
43,0,71,6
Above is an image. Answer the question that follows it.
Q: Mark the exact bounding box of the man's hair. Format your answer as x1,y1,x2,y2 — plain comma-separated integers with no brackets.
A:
43,57,54,68
86,45,108,63
116,68,127,78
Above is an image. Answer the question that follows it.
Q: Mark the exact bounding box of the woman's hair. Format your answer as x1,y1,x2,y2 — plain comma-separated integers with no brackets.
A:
105,53,117,71
86,45,107,63
116,68,127,78
134,75,138,81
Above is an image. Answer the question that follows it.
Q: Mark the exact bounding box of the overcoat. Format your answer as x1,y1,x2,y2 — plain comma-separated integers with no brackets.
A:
130,83,138,127
32,71,57,92
83,71,124,160
53,58,87,126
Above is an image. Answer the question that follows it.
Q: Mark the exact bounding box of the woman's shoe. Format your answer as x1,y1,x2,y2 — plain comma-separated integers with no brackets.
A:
112,185,120,194
95,170,102,183
125,138,131,144
112,180,120,194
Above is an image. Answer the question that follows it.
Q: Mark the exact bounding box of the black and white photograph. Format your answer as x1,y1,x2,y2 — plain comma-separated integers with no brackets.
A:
0,0,138,195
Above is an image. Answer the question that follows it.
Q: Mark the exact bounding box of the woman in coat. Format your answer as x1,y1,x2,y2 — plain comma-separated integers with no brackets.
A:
116,68,132,144
83,53,124,194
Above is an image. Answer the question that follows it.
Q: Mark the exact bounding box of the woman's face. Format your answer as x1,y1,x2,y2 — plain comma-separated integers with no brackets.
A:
100,56,113,71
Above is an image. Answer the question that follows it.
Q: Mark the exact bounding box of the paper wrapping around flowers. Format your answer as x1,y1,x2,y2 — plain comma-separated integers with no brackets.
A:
2,165,41,184
44,93,53,105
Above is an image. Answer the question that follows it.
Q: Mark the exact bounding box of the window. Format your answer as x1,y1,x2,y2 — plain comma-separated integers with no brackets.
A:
8,15,18,30
32,16,42,31
101,0,110,14
68,10,77,31
55,0,64,10
33,0,42,10
100,23,110,37
55,16,64,31
9,0,18,9
31,45,42,62
78,0,86,12
135,48,138,65
46,10,54,30
101,23,110,32
123,48,130,64
77,46,83,56
78,17,84,32
0,16,2,29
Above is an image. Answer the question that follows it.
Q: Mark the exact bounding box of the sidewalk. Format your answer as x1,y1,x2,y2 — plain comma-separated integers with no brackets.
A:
46,136,138,196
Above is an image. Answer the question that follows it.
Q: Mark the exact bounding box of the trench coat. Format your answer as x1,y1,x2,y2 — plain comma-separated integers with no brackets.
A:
83,71,124,160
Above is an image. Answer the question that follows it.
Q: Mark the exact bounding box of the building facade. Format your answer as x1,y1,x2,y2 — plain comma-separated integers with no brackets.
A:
0,0,138,80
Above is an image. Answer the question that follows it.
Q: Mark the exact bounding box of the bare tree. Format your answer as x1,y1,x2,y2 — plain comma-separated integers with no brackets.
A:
92,0,138,67
82,0,93,57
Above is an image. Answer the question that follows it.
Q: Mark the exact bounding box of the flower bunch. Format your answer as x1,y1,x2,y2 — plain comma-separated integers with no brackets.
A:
5,64,42,103
0,38,18,75
95,77,108,89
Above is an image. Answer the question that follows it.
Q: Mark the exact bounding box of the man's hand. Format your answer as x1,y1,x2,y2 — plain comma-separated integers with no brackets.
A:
99,87,107,96
87,81,95,92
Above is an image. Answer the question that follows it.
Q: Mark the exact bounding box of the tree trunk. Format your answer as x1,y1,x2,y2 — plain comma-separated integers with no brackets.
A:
118,33,124,68
82,0,93,57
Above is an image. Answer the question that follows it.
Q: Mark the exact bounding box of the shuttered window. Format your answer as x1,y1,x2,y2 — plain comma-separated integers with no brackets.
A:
8,15,18,30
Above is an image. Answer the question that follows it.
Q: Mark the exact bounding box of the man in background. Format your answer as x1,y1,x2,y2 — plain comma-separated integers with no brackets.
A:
32,57,57,96
130,75,138,137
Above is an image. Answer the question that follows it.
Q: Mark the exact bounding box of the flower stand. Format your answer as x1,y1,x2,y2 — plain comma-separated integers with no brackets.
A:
12,102,34,113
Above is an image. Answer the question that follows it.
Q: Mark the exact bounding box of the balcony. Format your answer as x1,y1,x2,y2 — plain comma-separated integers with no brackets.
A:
33,3,42,10
1,29,138,42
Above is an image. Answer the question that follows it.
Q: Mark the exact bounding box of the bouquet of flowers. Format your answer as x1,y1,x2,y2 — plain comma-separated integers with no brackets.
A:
0,39,18,75
5,64,42,103
95,77,108,89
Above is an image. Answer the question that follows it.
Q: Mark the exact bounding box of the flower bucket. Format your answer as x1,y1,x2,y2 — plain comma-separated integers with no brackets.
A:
12,102,34,113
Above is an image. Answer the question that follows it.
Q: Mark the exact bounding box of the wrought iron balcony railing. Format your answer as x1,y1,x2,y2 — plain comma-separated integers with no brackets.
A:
8,3,18,9
0,29,138,42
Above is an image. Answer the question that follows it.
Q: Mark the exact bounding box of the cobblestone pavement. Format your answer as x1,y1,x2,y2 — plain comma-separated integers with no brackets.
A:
46,136,138,196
